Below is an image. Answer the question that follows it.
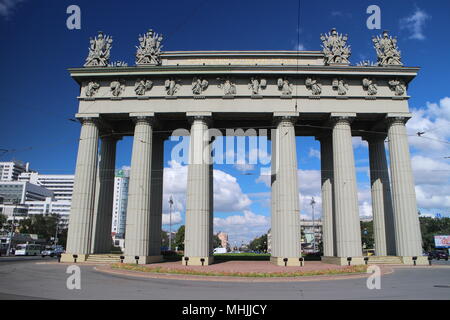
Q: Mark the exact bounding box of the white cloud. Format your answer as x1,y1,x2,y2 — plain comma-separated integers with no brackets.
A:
0,0,25,19
214,210,270,244
213,169,252,212
162,211,182,226
162,160,251,215
399,8,431,40
407,97,450,155
308,148,321,159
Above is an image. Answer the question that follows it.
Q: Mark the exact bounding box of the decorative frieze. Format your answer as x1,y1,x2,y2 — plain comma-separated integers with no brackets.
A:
332,78,349,95
217,77,236,96
277,78,293,96
388,79,406,96
248,77,266,95
85,81,100,97
362,78,378,96
305,78,322,95
165,79,181,96
191,77,209,95
134,79,153,96
110,80,125,97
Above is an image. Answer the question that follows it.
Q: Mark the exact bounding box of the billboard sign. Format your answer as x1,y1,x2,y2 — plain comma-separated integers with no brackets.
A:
434,235,450,248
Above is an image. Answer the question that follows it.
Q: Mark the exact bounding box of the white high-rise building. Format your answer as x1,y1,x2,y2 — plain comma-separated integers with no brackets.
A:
0,161,30,181
111,169,130,239
17,172,74,225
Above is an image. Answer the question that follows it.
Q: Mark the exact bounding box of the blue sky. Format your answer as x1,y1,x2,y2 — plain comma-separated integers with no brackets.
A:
1,0,449,244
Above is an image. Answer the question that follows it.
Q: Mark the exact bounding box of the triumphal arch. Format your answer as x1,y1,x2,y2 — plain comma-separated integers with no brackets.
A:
61,29,427,266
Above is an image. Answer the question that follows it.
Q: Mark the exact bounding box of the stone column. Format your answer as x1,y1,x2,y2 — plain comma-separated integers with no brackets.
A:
270,127,279,259
183,116,213,266
271,116,301,266
318,136,335,257
149,134,165,255
91,136,118,254
332,115,363,262
365,135,396,256
62,117,99,262
124,115,162,264
387,117,423,259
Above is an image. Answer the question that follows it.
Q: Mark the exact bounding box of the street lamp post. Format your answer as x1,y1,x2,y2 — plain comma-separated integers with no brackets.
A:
168,196,174,251
310,197,316,253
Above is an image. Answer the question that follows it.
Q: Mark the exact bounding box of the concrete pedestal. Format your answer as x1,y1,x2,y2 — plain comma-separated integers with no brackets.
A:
271,256,303,267
181,256,214,266
123,255,163,265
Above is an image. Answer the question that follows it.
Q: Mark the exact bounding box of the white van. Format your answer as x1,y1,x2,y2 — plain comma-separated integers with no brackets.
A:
213,247,227,254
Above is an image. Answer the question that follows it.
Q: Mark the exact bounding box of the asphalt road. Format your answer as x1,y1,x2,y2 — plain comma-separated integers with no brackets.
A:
0,258,449,300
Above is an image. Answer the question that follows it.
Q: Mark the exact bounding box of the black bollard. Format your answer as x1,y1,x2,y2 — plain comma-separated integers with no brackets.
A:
283,258,288,267
135,256,140,265
200,258,205,266
347,257,352,266
184,257,189,266
120,255,125,263
73,254,78,263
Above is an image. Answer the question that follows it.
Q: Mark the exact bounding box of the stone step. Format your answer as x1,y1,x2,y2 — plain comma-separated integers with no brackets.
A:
86,254,122,263
367,256,403,264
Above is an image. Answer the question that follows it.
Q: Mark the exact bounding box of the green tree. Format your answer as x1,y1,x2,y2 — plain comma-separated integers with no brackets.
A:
0,213,7,229
18,214,59,242
173,225,185,251
249,234,268,252
420,217,450,251
360,220,374,249
213,234,221,248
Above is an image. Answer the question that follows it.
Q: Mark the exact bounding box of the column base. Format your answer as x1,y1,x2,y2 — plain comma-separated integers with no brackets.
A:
181,256,214,266
321,256,365,266
60,253,89,263
123,255,163,265
270,256,303,266
400,256,429,265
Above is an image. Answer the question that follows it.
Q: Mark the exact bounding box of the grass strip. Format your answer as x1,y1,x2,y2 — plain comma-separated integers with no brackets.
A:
111,263,368,278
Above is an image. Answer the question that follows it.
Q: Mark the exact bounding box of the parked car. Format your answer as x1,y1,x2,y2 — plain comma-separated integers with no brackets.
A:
428,250,449,261
41,246,65,258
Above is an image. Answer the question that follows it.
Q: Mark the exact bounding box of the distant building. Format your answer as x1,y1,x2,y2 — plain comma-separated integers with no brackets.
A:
0,181,54,221
0,161,30,181
217,231,229,249
17,172,74,225
111,169,130,238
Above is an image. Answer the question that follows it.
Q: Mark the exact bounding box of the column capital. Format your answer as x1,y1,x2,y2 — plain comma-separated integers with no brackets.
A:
273,112,299,125
385,116,410,127
330,113,356,125
130,113,155,125
77,116,99,126
187,112,212,126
